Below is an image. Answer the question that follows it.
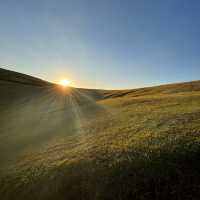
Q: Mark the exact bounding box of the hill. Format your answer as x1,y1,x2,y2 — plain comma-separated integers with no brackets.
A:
0,68,200,200
0,68,52,86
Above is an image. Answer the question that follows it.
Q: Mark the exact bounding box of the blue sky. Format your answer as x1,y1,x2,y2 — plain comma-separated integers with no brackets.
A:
0,0,200,89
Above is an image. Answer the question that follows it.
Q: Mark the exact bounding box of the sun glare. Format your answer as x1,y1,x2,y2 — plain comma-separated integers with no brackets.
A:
59,79,71,87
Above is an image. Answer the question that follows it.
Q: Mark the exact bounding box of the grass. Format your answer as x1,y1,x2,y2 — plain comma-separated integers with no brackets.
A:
1,68,200,199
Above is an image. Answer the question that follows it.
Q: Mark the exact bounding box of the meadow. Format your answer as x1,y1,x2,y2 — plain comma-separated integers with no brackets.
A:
0,68,200,199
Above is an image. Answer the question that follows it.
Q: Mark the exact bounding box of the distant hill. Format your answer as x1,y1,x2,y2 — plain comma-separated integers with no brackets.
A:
103,80,200,99
1,67,199,98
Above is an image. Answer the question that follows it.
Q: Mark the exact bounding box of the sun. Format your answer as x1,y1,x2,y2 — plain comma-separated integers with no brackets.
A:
59,79,71,87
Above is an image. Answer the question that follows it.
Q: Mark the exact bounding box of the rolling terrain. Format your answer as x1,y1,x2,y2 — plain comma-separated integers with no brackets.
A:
1,68,200,200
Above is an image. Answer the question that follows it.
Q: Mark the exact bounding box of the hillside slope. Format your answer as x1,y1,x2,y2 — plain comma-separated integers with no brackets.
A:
0,68,200,200
0,68,52,86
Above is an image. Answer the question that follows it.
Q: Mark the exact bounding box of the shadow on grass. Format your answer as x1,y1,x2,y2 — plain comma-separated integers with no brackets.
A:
1,138,200,200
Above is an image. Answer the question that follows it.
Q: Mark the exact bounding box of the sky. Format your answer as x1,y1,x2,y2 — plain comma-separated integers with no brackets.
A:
0,0,200,89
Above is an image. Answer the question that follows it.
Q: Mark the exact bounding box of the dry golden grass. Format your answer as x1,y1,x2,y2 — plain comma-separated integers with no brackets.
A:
1,69,200,199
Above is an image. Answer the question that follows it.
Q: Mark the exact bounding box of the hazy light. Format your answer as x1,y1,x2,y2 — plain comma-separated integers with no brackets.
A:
59,79,71,87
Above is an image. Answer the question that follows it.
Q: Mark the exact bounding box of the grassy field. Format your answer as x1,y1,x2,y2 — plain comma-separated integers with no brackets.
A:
1,68,200,200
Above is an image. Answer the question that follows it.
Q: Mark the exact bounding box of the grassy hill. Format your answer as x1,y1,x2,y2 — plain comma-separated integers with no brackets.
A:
0,68,200,200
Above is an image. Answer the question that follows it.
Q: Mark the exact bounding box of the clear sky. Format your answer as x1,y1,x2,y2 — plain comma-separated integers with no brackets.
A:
0,0,200,89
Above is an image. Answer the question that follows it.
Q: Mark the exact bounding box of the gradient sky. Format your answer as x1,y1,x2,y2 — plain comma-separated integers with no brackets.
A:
0,0,200,89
